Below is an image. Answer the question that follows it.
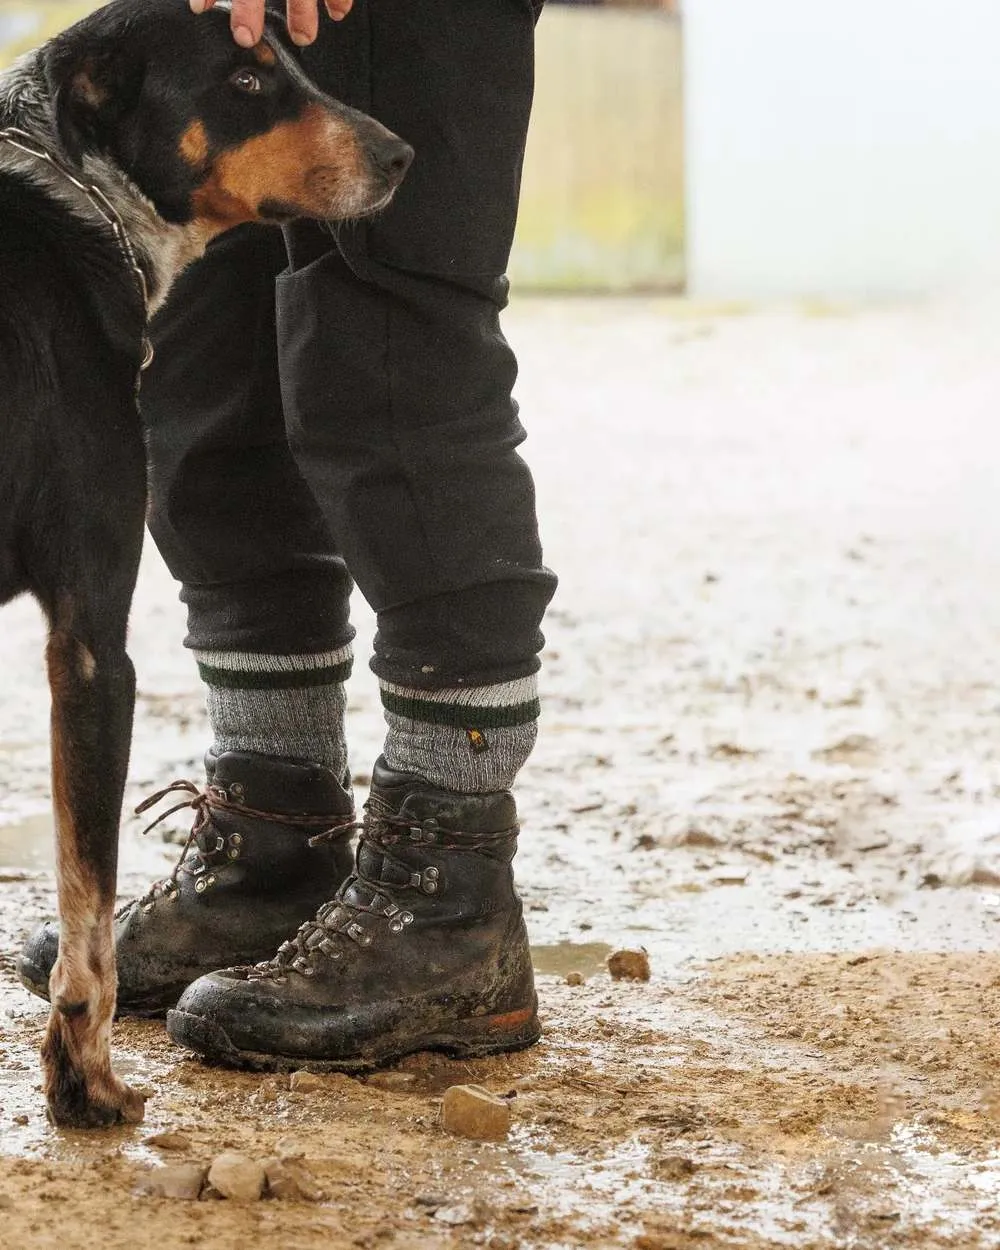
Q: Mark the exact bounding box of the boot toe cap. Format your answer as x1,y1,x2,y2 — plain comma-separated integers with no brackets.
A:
17,921,59,1000
167,967,358,1066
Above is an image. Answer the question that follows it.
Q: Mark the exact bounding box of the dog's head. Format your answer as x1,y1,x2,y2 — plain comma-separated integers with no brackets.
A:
42,0,412,229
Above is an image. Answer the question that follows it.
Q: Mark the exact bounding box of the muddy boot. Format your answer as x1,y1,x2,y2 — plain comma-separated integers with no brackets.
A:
164,755,540,1070
17,752,356,1016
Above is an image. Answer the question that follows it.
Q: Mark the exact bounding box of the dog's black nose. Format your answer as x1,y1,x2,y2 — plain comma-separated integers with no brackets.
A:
370,137,414,186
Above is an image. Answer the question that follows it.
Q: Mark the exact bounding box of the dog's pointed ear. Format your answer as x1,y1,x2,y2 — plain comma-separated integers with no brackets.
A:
43,44,146,166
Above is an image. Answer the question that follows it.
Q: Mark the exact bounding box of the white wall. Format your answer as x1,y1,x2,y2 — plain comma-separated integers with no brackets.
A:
685,0,1000,299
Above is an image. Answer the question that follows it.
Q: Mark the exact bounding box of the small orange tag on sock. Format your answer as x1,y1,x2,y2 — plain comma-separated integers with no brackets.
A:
467,728,489,753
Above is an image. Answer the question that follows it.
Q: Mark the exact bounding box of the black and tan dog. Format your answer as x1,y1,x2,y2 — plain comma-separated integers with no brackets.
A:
0,0,411,1128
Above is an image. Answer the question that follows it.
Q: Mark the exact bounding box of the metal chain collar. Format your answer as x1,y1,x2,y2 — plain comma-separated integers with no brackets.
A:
0,125,154,372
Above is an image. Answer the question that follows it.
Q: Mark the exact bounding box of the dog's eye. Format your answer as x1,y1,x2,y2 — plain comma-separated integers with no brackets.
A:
230,68,262,94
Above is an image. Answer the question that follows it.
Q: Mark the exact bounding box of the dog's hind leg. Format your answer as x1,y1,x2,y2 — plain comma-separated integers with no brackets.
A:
40,599,145,1128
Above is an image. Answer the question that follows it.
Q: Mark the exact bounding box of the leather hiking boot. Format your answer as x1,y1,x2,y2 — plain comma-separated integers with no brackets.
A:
17,752,356,1016
165,756,540,1071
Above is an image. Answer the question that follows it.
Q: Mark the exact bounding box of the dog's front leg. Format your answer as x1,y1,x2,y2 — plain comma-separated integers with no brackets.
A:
40,627,145,1128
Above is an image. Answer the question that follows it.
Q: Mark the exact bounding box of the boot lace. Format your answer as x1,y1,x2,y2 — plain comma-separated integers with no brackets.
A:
248,811,426,980
247,808,514,982
123,779,354,915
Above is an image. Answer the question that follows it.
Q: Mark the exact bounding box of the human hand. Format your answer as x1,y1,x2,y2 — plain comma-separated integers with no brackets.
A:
189,0,353,49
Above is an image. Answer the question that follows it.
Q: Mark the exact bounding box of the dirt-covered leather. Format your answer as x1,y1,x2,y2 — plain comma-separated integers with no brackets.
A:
164,756,539,1068
17,751,356,1015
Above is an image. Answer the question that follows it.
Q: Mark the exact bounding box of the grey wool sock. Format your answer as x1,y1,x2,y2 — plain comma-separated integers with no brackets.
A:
194,645,353,778
380,675,539,793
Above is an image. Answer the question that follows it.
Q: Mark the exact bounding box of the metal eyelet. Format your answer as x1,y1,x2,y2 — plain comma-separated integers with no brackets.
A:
229,782,245,802
142,902,155,914
409,818,438,844
389,910,414,934
346,921,372,946
194,874,216,894
409,867,440,894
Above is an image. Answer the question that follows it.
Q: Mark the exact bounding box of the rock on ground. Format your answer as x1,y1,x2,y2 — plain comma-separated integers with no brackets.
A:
138,1164,207,1201
207,1153,266,1202
441,1085,512,1141
607,948,651,981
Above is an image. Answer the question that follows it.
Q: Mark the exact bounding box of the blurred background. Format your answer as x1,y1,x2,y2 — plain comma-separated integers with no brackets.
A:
4,3,1000,1242
9,0,1000,301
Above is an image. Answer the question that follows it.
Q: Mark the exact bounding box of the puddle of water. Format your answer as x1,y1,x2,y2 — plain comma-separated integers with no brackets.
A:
488,1118,1000,1247
0,813,52,871
495,1128,831,1246
0,1008,171,1164
531,941,613,977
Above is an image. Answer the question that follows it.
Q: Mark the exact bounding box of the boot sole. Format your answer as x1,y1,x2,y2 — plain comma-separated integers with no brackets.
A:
166,1004,542,1073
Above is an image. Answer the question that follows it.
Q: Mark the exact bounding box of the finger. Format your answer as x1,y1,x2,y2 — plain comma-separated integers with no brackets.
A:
228,0,265,48
324,0,352,20
189,0,216,13
286,0,320,46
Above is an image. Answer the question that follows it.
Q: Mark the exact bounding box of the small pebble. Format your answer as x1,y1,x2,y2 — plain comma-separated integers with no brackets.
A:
565,970,585,986
366,1071,418,1091
441,1084,511,1141
138,1163,207,1201
254,1078,282,1103
207,1152,266,1202
654,1154,698,1182
434,1202,477,1226
262,1157,325,1202
289,1070,327,1093
145,1131,191,1151
607,948,651,981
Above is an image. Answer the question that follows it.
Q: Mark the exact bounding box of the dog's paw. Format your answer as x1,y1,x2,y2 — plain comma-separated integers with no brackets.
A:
41,1015,146,1128
45,1067,146,1129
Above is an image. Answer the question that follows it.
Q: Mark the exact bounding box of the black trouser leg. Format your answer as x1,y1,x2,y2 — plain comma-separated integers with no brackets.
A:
144,0,555,685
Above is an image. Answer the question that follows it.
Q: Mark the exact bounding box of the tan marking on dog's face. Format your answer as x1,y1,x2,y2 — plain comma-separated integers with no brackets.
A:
179,119,209,170
253,44,277,67
191,102,373,229
71,60,108,109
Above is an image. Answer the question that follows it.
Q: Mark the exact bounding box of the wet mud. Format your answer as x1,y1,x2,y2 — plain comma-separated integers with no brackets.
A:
2,297,1000,1247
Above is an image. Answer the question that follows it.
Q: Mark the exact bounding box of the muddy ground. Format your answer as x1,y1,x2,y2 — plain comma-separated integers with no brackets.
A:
2,296,1000,1248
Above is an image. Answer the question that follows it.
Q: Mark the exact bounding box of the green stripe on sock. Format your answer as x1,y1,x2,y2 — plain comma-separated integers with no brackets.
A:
381,690,540,729
198,660,353,691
